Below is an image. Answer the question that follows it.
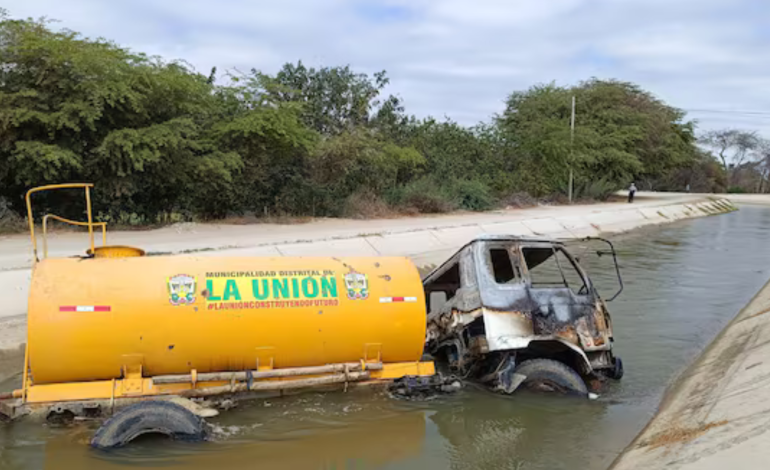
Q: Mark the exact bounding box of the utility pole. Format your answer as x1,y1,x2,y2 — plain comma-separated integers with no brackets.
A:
569,95,575,203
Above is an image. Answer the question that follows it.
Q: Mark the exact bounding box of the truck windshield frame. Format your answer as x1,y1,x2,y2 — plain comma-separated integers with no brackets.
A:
522,246,589,296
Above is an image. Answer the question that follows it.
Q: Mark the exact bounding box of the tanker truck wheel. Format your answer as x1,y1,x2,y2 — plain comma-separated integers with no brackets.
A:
91,400,210,449
609,356,624,380
513,359,588,396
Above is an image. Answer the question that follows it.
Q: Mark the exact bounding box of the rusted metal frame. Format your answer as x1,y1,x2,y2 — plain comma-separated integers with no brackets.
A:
550,246,572,291
10,378,398,421
517,244,566,290
478,352,512,384
25,183,96,262
582,237,624,301
586,350,614,369
434,335,469,373
422,248,465,283
481,240,522,284
557,247,593,296
42,214,107,258
4,364,391,413
473,243,526,310
20,344,29,404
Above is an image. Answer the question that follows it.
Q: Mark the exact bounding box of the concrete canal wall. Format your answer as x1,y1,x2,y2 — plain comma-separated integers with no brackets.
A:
611,277,770,470
0,195,736,384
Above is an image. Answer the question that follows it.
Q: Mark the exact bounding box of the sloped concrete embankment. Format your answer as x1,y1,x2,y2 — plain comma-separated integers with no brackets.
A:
204,198,735,271
611,277,770,470
0,198,735,385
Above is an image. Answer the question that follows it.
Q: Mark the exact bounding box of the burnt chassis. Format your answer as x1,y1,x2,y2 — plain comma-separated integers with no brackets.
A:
423,235,623,393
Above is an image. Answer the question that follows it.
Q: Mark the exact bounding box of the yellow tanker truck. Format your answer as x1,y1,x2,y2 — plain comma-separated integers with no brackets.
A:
0,184,624,448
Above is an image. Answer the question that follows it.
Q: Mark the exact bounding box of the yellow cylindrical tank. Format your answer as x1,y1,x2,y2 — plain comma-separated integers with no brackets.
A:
88,245,146,258
27,256,426,384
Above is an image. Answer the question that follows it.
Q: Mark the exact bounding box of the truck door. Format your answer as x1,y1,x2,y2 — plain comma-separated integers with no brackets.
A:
521,245,596,346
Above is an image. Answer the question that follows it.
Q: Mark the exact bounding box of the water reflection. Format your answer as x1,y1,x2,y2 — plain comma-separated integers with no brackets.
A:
39,392,428,470
429,389,610,470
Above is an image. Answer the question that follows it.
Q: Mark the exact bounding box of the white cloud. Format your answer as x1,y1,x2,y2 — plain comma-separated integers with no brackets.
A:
429,0,583,26
7,0,770,135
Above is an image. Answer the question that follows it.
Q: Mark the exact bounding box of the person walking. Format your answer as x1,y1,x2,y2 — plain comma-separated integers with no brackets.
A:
628,182,637,203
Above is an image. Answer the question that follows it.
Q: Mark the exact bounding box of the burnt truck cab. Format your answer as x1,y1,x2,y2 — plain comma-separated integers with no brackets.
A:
423,235,623,395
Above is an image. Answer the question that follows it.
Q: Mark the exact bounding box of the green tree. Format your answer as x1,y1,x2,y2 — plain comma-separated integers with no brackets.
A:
399,118,507,209
574,79,696,186
306,130,425,215
700,129,759,185
0,10,718,223
0,13,240,221
652,150,727,193
254,62,402,137
497,80,698,198
497,84,575,196
211,101,318,216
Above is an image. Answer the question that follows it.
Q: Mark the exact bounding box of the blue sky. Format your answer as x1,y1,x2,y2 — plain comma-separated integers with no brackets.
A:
7,0,770,135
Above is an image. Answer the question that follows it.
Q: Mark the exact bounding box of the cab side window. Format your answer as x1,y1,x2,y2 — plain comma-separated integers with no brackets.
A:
523,247,587,295
426,261,461,313
489,248,517,284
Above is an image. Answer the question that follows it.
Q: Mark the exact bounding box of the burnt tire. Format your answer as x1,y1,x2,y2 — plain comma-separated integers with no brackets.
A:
605,356,624,380
91,400,209,449
514,359,588,396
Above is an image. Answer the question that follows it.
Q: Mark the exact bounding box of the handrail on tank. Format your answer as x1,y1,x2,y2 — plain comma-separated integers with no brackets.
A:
42,214,107,259
25,183,99,262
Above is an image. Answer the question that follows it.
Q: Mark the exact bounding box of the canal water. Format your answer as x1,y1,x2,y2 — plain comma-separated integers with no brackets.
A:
3,205,770,470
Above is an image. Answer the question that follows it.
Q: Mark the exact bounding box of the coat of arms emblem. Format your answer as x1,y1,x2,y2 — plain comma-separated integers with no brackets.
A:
168,274,197,306
344,271,369,300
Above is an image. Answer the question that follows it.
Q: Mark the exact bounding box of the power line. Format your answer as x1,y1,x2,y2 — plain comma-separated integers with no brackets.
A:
685,108,770,116
690,115,770,121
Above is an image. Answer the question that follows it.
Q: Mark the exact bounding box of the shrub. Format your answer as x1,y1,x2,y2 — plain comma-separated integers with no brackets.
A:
340,189,395,219
448,179,495,211
390,178,457,213
578,179,620,201
500,192,538,208
0,198,26,234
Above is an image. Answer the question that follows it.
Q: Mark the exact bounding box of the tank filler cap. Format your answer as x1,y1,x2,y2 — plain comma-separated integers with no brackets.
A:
86,245,146,258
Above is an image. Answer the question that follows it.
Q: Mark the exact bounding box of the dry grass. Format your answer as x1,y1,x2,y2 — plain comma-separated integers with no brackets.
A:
217,214,314,225
0,213,27,235
500,192,538,209
341,190,399,220
640,420,728,450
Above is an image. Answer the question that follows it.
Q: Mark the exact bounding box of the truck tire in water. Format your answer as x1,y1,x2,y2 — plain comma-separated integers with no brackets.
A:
514,359,588,396
609,356,624,380
91,400,209,449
